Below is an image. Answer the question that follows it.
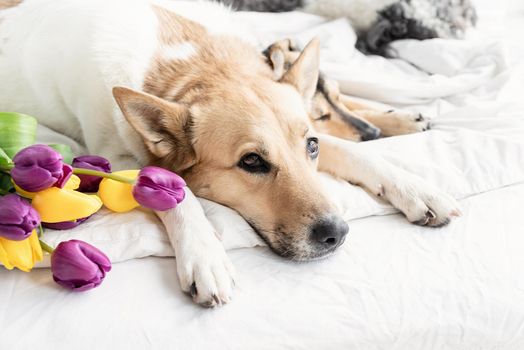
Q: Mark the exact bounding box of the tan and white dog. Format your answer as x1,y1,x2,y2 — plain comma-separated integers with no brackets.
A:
0,0,460,307
263,38,432,142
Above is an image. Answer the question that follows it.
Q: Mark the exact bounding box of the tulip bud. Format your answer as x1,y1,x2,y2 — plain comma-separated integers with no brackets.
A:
0,194,40,241
11,144,72,192
51,240,111,291
72,155,111,192
98,170,140,213
132,166,186,211
0,229,43,272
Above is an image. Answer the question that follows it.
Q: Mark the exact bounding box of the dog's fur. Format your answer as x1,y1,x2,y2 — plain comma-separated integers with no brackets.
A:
0,0,21,10
222,0,477,55
0,0,460,307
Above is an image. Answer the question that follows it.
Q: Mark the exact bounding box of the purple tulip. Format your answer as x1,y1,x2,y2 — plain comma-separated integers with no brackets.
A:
43,216,90,230
132,166,186,211
11,144,72,192
51,240,111,292
72,155,111,192
0,194,40,241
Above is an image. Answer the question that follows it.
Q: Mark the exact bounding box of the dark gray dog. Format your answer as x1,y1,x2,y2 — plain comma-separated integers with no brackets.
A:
221,0,477,56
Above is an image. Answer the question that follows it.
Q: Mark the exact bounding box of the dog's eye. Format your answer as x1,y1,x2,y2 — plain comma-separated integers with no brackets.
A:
306,137,319,159
238,153,271,174
316,113,331,121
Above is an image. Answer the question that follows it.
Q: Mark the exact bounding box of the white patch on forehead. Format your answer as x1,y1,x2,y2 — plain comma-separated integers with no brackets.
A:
160,42,197,61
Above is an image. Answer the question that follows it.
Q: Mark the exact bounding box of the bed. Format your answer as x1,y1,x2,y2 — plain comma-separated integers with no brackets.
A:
1,0,524,349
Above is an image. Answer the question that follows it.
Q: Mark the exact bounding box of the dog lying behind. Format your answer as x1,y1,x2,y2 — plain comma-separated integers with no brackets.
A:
221,0,477,55
0,0,461,307
263,39,432,141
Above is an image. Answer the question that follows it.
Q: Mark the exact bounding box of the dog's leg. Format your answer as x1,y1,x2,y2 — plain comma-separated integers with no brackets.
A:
155,188,236,307
340,95,431,137
318,134,461,226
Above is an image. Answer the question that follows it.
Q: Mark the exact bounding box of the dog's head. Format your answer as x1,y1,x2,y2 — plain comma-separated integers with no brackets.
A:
113,38,348,260
264,39,380,142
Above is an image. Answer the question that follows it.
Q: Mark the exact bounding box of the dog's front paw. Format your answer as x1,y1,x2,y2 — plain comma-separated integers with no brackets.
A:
382,110,431,136
176,237,236,308
379,173,461,227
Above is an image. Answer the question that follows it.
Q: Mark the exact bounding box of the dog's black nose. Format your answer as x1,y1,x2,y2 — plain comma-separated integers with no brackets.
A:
310,216,349,247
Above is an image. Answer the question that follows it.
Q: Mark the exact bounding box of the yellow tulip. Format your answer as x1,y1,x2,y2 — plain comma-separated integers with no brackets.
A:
13,174,81,199
98,170,139,212
0,230,43,272
64,174,81,190
32,187,102,223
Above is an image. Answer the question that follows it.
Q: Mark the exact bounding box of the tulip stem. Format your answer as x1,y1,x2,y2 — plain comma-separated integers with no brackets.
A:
72,168,135,184
0,188,9,195
39,239,55,254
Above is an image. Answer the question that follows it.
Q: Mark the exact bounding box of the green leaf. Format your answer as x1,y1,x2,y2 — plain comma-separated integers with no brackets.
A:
0,172,14,195
48,143,74,164
0,112,38,158
0,147,12,168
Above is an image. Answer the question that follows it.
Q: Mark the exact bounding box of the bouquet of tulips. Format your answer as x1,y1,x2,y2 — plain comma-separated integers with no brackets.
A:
0,112,186,291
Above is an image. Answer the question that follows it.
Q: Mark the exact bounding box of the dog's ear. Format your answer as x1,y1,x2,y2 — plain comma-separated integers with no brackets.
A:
112,87,195,171
264,39,294,80
279,38,320,103
268,47,286,80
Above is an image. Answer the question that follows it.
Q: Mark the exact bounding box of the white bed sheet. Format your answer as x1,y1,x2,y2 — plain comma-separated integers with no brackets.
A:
2,184,524,350
2,0,524,349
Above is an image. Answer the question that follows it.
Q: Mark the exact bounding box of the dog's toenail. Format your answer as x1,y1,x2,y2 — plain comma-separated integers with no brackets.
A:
416,113,424,122
386,109,394,113
426,210,436,219
212,294,221,305
377,184,385,197
202,300,215,308
190,282,198,297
